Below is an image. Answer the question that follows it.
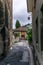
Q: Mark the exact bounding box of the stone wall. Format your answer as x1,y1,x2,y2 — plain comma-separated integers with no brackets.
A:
0,0,12,57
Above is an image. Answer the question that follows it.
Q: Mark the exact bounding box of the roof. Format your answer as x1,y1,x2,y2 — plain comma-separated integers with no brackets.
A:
13,26,27,32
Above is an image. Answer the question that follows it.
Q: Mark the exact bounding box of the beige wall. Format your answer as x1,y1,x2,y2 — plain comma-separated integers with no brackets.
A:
33,0,43,52
6,0,13,46
27,0,43,65
27,0,34,12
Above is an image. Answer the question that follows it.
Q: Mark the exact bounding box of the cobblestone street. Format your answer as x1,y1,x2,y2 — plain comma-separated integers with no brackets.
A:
0,40,34,65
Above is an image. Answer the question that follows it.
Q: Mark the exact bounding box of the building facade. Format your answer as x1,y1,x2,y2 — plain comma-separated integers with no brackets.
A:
13,26,27,40
5,0,13,46
27,0,43,65
0,0,12,57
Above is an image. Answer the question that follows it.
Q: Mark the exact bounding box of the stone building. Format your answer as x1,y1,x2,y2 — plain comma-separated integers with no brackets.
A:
5,0,13,46
27,0,43,65
0,0,12,57
13,26,27,40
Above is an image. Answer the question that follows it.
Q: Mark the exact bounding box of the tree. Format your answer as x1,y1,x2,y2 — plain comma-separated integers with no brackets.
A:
15,20,21,28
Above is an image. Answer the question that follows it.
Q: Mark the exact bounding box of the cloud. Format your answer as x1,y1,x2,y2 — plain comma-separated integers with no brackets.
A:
12,0,32,29
13,0,27,14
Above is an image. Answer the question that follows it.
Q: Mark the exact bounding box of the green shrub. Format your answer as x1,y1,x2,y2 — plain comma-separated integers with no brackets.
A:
14,32,20,38
27,29,32,44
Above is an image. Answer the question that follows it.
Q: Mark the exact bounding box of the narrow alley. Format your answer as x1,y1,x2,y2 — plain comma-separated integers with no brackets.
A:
0,0,43,65
0,40,34,65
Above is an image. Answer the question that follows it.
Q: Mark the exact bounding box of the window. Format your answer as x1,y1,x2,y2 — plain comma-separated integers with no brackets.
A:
40,16,43,51
35,17,39,51
40,4,43,15
34,0,37,8
36,17,38,43
5,4,8,28
40,4,43,51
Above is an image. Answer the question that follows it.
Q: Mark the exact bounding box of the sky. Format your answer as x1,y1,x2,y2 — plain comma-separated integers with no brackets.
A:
12,0,32,29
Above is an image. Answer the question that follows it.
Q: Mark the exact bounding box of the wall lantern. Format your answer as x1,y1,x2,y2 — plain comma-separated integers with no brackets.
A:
28,17,30,20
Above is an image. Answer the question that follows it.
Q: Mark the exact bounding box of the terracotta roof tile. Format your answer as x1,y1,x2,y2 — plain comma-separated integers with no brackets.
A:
14,26,27,32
